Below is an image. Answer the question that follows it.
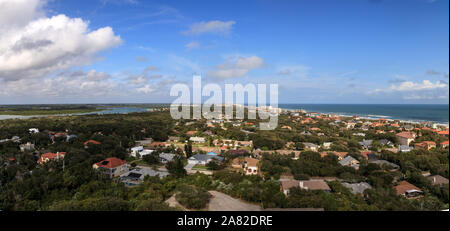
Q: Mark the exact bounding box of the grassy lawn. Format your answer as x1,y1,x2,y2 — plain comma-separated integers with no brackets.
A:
192,165,209,170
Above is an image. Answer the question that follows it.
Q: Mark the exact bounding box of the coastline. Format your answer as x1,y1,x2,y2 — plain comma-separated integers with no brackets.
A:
279,104,449,126
0,104,448,127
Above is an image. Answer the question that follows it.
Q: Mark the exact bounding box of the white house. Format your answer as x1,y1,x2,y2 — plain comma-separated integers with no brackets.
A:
29,128,39,134
131,146,144,156
188,154,224,165
189,136,206,143
130,146,154,158
322,142,332,149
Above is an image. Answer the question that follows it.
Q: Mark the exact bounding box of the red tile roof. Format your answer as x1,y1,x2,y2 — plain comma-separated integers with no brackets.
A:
396,132,415,139
360,151,373,160
94,157,126,169
186,130,196,135
394,181,422,195
84,140,101,146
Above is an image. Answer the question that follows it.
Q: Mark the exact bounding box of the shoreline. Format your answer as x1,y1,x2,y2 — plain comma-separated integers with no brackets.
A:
280,107,449,126
0,105,448,127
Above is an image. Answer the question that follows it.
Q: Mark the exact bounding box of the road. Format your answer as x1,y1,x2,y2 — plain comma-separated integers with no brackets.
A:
207,191,261,211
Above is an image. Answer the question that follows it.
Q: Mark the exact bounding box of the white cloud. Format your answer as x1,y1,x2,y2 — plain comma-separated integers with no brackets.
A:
182,20,235,36
369,79,449,101
136,84,155,94
185,41,200,51
0,0,45,32
0,0,122,81
389,80,447,91
0,70,120,98
208,56,264,79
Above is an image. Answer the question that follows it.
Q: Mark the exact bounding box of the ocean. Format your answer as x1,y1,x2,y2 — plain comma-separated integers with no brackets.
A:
279,104,449,124
1,104,448,124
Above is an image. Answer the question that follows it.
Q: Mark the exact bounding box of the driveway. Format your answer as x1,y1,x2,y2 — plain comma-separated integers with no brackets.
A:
207,191,261,211
184,163,195,171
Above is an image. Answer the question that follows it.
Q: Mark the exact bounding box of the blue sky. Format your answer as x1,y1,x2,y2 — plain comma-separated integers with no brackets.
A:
0,0,448,104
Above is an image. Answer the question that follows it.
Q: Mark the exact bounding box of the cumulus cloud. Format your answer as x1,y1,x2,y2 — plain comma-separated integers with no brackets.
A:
0,0,122,81
0,70,121,98
389,80,447,91
207,56,264,79
136,84,155,94
182,20,235,36
369,80,449,100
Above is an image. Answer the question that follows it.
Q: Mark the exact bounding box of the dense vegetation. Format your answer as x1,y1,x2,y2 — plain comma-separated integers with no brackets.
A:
0,109,448,211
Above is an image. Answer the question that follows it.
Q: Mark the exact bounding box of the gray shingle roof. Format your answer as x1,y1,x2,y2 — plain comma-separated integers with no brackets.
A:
342,182,372,194
189,154,224,162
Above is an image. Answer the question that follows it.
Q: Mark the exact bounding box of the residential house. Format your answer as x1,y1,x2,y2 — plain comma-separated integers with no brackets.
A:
360,151,374,160
398,145,414,153
426,175,449,186
378,139,394,147
159,153,176,163
92,157,128,178
441,141,449,148
167,136,180,142
331,151,348,160
119,166,169,186
38,152,66,164
403,125,414,131
339,156,360,170
84,140,101,148
187,154,224,165
189,136,206,143
345,122,356,129
342,182,372,195
281,180,300,196
359,139,373,149
396,132,416,146
394,181,424,198
414,141,436,150
29,128,39,134
130,146,144,156
185,130,197,136
322,142,332,149
130,146,154,158
149,142,166,149
66,134,78,142
20,142,35,152
235,140,253,148
299,180,331,192
232,157,259,175
303,142,318,152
